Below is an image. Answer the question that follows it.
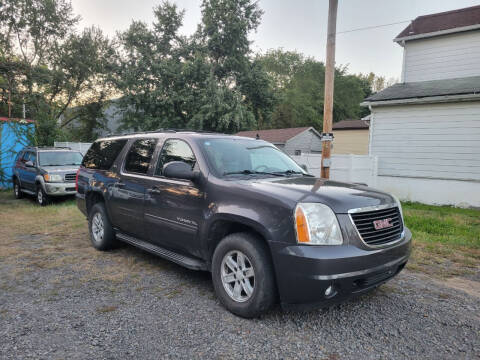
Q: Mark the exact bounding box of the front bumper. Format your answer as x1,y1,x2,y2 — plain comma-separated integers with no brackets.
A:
270,228,412,310
44,182,77,196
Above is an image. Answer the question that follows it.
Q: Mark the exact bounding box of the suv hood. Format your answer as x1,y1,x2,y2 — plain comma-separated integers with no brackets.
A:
40,165,80,173
245,176,395,214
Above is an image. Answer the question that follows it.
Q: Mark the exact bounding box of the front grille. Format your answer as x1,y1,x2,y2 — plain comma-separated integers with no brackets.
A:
350,206,403,246
64,173,76,182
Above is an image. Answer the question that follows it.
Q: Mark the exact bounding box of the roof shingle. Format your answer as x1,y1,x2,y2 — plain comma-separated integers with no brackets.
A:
364,76,480,103
333,119,369,130
395,5,480,41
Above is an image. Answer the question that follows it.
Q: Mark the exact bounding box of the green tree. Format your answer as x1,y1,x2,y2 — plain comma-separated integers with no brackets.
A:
0,0,114,144
113,0,275,133
257,49,374,129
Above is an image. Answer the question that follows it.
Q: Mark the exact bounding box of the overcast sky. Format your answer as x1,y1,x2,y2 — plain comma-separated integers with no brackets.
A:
72,0,480,79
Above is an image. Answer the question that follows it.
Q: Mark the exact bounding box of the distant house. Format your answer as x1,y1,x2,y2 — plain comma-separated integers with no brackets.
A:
332,118,370,155
362,5,480,207
236,127,323,155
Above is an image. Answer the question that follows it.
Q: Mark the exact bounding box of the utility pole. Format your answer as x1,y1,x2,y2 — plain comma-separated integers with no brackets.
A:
321,0,338,179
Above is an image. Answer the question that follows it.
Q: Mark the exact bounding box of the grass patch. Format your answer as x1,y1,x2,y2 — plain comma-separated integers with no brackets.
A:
403,201,480,277
0,191,159,288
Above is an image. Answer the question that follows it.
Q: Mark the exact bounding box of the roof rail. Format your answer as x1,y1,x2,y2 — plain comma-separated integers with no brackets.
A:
100,128,223,138
23,146,72,151
38,146,72,150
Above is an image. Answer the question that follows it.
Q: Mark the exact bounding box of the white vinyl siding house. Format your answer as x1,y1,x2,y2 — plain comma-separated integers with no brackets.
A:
363,5,480,207
402,31,480,82
370,103,480,181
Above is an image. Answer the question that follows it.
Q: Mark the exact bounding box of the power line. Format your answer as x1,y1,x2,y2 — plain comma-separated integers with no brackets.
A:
337,20,412,35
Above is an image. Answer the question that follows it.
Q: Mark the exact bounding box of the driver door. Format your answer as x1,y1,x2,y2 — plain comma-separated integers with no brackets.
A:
22,152,37,191
144,139,204,257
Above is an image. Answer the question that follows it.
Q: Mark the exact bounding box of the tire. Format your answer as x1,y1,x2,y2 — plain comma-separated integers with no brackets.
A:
36,185,49,206
88,202,116,251
212,232,276,318
13,178,23,199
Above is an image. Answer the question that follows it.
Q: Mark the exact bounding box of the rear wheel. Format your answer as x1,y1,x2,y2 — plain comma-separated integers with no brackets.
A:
13,179,22,199
212,232,276,318
36,186,49,206
88,202,116,251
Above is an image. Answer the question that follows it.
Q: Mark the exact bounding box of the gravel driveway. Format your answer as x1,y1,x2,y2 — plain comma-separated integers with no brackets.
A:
1,231,479,360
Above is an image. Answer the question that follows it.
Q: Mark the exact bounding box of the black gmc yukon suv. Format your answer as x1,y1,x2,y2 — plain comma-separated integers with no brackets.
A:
76,130,411,318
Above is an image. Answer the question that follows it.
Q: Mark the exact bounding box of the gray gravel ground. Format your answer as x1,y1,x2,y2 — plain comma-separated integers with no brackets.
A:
1,241,479,360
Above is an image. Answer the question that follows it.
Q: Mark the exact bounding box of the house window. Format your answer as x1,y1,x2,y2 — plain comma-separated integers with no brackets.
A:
294,150,302,156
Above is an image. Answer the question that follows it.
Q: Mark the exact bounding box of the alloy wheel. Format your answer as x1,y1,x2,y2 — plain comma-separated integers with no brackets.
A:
91,212,104,243
37,189,43,204
220,250,255,302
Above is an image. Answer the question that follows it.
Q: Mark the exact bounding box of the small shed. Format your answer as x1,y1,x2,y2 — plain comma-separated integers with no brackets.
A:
332,118,370,155
235,127,323,155
0,117,34,189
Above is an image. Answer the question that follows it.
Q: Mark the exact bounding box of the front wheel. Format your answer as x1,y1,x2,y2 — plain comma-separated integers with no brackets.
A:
212,233,276,318
36,186,49,206
13,179,23,199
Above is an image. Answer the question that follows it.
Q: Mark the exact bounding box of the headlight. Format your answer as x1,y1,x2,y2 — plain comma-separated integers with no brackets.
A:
295,203,343,245
44,174,63,182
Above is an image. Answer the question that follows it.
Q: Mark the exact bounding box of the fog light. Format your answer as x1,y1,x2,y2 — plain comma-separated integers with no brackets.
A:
325,285,334,297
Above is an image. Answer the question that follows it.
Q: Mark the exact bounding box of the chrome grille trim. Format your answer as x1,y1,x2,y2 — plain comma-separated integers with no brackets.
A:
64,173,77,182
348,203,405,248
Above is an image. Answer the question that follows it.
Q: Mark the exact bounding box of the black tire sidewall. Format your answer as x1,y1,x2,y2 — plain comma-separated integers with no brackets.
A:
88,202,115,251
36,186,48,206
13,179,22,199
212,233,276,318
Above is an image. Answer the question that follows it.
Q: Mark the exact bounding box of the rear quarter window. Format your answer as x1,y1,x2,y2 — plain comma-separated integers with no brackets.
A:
82,139,128,170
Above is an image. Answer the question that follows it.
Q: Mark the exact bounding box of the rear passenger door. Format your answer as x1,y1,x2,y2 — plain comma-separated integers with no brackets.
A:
109,138,157,239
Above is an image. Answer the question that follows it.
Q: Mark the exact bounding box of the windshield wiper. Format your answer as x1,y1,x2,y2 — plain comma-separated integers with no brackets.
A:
223,170,284,177
273,170,315,177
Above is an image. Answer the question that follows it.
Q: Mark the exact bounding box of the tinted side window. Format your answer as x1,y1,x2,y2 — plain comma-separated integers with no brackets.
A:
155,139,196,176
15,151,24,162
21,151,30,162
82,139,128,170
29,152,37,165
23,152,36,165
124,139,157,174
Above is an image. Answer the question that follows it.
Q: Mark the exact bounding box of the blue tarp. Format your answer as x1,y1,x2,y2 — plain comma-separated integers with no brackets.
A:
0,119,34,189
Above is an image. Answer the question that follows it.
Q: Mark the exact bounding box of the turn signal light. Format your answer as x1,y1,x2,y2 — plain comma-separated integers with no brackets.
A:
295,206,310,243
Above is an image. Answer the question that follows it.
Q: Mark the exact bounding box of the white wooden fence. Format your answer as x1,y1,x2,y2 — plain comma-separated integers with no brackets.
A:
291,154,379,187
54,141,92,155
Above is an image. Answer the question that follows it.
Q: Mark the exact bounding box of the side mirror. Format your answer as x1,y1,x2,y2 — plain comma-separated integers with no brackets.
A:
163,161,196,181
25,160,34,167
300,164,308,172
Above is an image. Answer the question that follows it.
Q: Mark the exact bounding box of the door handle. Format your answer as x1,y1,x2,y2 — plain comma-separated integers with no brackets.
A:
116,182,126,188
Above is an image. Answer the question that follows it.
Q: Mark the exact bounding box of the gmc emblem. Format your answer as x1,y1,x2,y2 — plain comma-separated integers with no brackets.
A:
373,218,393,230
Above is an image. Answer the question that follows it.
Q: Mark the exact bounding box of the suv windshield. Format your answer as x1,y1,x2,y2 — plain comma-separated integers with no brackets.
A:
200,138,307,177
39,151,83,166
